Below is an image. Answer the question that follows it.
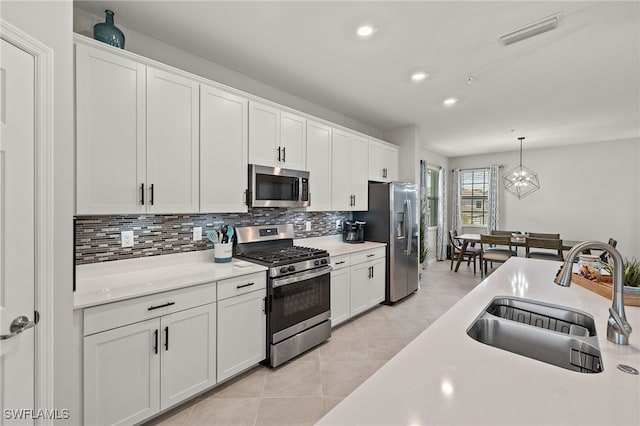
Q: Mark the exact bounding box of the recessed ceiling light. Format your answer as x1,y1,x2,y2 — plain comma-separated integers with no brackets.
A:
443,97,458,106
356,24,376,38
410,71,429,82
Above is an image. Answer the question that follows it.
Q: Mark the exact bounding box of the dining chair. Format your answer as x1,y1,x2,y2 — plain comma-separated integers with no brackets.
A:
480,234,514,277
449,229,480,274
528,232,560,239
525,237,564,261
487,230,518,256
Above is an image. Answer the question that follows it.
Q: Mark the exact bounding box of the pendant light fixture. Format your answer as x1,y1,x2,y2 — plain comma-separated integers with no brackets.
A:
503,136,540,199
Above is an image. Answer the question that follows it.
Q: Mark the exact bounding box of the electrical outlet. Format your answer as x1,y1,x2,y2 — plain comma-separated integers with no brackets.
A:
305,221,311,231
336,219,341,230
193,227,202,241
121,230,134,248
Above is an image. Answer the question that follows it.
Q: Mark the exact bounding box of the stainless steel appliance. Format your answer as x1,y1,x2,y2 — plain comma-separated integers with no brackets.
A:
354,182,419,303
234,224,331,367
342,220,366,243
248,164,310,208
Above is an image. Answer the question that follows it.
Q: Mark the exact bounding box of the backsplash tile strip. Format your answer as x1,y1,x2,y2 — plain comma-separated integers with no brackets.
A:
75,209,350,265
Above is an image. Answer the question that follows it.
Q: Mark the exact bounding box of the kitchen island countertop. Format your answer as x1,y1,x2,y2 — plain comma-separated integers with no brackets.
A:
317,257,640,426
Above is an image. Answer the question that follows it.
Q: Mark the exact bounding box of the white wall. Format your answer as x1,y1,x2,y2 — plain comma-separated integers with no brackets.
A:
1,0,74,423
73,7,383,139
450,138,640,259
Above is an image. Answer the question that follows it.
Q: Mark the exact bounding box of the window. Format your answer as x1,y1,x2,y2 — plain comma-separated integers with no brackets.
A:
425,168,439,226
461,168,489,225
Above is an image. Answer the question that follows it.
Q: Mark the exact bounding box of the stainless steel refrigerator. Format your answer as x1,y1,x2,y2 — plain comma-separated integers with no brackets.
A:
354,182,419,303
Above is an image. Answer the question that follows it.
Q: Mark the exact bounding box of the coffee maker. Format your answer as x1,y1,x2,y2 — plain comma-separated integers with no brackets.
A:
342,220,366,243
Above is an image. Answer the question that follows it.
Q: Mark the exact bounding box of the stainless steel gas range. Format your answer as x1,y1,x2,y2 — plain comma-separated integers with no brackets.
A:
234,224,331,367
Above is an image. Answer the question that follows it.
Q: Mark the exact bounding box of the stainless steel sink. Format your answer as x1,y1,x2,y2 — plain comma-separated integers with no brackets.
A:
467,296,603,373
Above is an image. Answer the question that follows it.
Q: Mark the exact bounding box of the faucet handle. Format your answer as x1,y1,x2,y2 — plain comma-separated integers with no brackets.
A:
609,307,632,337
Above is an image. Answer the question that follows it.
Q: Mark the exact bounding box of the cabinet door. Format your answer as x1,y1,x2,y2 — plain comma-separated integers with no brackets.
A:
84,319,160,426
160,303,216,410
385,146,399,181
330,268,350,327
146,67,199,213
280,111,306,170
306,120,332,211
331,129,352,211
350,135,369,210
369,259,386,306
369,140,398,183
350,263,371,317
200,84,248,212
76,44,146,214
368,141,386,182
217,289,266,381
249,101,280,167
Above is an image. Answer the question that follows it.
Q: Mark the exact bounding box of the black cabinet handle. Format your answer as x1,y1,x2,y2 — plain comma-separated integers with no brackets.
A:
150,184,155,205
236,282,255,289
148,301,175,311
153,329,158,354
277,146,281,162
141,183,145,205
366,253,375,258
371,266,374,278
164,326,169,351
282,147,286,162
335,261,346,265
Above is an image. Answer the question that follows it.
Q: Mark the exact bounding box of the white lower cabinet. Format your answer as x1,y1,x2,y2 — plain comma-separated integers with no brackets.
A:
160,304,217,409
330,248,386,326
217,273,267,382
330,256,351,327
83,302,216,426
84,319,160,426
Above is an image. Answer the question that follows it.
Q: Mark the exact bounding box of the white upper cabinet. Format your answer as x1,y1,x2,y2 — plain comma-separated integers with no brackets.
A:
280,111,307,170
200,84,249,213
350,135,369,210
332,130,368,211
76,43,146,215
369,139,399,182
306,120,332,211
76,42,200,215
249,100,306,170
146,67,200,213
248,101,280,167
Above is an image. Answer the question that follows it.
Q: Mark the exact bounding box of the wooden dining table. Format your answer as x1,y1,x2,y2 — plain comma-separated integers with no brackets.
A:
452,233,583,272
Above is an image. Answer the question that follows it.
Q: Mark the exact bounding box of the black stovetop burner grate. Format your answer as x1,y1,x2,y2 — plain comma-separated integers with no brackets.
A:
236,245,328,265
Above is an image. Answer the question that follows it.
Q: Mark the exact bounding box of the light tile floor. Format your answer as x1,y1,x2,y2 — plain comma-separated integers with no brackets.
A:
145,260,483,426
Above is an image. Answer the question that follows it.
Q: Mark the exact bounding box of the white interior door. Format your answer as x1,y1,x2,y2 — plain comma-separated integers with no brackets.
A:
0,38,36,425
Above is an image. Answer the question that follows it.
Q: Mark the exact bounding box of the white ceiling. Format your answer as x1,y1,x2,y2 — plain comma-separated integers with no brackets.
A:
74,1,640,157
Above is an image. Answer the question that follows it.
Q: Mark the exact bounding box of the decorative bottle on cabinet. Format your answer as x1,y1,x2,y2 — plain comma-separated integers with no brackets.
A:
93,10,125,49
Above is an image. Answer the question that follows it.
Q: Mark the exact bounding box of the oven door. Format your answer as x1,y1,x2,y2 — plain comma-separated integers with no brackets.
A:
269,265,331,344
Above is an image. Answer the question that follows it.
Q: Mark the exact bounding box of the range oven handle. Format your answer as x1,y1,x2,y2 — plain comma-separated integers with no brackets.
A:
272,265,332,288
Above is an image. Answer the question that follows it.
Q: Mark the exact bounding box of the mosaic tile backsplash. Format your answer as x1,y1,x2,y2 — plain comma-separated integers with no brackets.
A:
75,209,351,265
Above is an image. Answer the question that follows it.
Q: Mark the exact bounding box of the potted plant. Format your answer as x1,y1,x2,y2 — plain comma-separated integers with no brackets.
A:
602,258,640,294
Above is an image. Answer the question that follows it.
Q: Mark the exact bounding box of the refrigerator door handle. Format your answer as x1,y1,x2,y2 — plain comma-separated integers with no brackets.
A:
405,199,412,255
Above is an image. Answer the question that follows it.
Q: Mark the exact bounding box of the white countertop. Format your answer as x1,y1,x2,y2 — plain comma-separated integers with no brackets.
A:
295,235,386,257
74,250,267,309
317,257,640,426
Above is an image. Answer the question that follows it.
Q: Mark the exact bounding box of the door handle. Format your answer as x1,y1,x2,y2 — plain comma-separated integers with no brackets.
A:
153,329,159,354
164,326,169,351
277,146,281,162
282,147,286,162
406,199,412,255
0,316,35,340
150,184,155,205
141,183,145,205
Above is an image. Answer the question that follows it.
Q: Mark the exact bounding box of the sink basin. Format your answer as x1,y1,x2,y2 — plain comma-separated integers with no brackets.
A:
467,296,603,373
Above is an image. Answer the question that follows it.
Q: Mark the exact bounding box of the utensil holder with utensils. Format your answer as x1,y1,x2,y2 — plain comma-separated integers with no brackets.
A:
214,243,233,263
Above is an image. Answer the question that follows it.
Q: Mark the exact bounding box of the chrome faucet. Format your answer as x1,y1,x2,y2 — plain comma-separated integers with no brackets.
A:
555,240,632,345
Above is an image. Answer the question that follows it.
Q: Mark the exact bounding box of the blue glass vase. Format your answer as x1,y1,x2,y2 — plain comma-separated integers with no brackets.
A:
93,10,125,49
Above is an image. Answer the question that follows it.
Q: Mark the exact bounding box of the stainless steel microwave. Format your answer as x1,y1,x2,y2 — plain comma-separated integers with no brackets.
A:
248,164,310,208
